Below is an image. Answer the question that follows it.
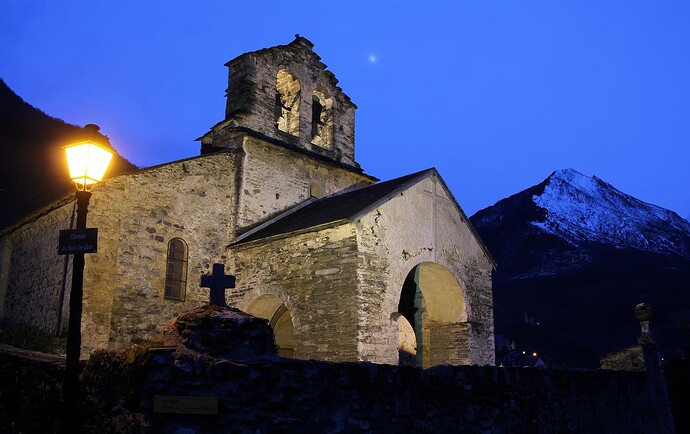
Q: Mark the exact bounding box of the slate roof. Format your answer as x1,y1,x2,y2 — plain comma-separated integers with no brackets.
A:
236,169,436,244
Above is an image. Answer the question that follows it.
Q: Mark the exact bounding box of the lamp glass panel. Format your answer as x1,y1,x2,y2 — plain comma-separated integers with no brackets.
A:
85,144,113,182
65,142,113,188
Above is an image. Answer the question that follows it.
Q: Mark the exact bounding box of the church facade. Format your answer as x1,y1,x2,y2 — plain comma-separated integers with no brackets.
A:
0,37,495,367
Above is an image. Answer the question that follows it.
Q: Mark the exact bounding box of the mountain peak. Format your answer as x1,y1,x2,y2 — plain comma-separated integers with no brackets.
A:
533,169,690,258
548,168,607,194
550,168,585,179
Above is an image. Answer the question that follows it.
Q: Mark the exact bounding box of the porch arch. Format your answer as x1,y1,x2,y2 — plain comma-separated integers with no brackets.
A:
246,294,296,358
396,262,468,368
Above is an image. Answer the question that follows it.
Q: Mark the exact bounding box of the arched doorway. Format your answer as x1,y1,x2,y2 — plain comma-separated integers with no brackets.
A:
246,294,296,358
396,262,467,368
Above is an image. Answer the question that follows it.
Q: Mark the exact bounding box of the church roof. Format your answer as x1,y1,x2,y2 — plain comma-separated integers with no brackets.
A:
235,168,497,267
236,169,435,244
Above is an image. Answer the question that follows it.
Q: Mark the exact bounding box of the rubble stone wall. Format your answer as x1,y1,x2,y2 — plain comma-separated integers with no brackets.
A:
355,174,495,366
223,38,357,168
122,349,676,433
144,351,670,433
236,137,372,233
231,225,361,362
1,345,675,433
90,152,239,354
0,201,74,332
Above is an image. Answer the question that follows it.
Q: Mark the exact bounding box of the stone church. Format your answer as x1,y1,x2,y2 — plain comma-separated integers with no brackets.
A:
0,36,495,367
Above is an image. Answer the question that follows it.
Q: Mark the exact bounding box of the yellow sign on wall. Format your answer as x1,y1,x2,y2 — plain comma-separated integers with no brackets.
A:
153,395,218,415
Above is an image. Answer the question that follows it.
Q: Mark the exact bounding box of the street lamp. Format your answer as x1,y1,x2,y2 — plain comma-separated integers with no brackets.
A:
61,123,114,425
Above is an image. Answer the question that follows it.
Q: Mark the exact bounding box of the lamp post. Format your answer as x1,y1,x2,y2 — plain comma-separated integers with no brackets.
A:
61,124,114,425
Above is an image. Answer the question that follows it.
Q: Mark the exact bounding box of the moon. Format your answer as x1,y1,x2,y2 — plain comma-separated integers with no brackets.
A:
368,55,376,63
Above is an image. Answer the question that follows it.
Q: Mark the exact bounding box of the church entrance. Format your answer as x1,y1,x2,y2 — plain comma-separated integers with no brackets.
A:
396,262,467,368
246,294,296,358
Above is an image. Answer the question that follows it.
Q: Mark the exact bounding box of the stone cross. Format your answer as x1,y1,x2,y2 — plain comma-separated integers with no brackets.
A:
200,263,236,307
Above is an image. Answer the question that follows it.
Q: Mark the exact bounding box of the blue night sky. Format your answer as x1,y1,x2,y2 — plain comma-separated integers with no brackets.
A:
2,1,689,218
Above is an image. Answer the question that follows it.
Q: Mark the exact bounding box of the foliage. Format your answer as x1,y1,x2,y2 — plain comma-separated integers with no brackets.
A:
80,346,154,432
0,322,66,354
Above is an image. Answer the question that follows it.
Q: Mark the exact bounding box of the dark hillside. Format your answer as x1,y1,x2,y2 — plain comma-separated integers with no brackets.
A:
0,79,138,228
471,169,690,367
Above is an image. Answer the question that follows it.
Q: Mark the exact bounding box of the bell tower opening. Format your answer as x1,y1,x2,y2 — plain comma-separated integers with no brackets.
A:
311,88,333,149
275,69,301,136
204,36,361,169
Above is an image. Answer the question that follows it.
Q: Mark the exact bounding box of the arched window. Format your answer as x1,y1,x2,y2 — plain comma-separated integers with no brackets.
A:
275,69,301,136
164,238,188,301
311,89,333,149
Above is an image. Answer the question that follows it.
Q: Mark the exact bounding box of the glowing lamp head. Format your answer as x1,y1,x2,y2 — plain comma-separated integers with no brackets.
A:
64,128,114,191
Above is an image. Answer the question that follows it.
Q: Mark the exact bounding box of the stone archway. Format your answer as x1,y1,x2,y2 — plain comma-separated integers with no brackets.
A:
396,262,467,368
275,69,301,136
246,294,296,358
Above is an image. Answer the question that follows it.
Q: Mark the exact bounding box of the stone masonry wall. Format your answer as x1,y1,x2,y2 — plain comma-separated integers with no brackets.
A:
0,200,74,332
236,136,372,233
355,174,495,366
0,151,241,354
85,151,239,354
230,225,362,362
145,351,672,433
0,345,676,433
224,38,358,168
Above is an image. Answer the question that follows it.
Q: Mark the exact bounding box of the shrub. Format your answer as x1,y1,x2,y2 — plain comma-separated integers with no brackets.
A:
0,322,66,354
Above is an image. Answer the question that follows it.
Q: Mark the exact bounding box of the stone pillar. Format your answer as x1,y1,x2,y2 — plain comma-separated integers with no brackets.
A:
635,303,676,434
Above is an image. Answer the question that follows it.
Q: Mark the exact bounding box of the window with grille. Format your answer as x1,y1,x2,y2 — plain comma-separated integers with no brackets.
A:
164,238,188,301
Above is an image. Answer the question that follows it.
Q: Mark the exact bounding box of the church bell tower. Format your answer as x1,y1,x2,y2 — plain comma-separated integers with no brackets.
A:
199,35,360,172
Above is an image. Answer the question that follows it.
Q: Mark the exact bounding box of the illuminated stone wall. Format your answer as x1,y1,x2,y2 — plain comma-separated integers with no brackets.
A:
235,136,372,233
226,172,494,366
81,151,239,353
231,225,361,362
354,174,495,366
204,37,358,170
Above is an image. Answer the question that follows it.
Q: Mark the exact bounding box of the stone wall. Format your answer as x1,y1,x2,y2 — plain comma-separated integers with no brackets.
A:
0,199,74,332
355,173,495,366
236,136,372,234
231,225,362,362
1,150,244,354
135,350,671,434
1,347,664,433
221,37,358,168
90,151,239,353
0,345,64,433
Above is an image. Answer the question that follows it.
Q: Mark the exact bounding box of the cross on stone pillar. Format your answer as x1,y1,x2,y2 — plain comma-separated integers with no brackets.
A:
200,263,236,307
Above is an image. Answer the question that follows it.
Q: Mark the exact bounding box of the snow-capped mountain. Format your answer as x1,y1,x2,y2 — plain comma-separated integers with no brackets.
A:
470,169,690,368
471,169,690,278
531,169,690,259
